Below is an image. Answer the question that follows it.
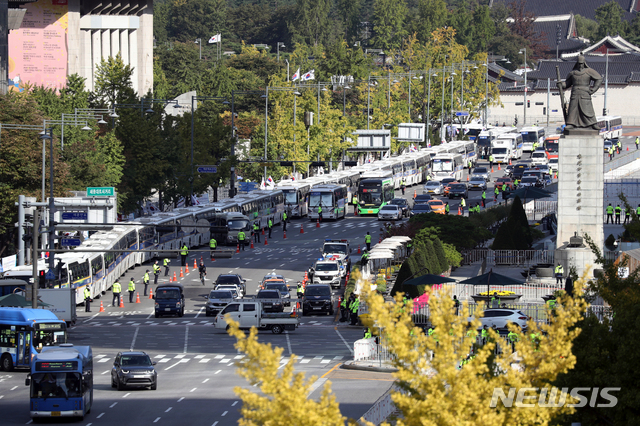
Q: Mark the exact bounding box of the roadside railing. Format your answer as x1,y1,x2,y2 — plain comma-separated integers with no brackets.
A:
462,249,555,266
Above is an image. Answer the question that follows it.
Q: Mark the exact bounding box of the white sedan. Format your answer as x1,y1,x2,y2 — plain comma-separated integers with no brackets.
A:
424,181,443,195
378,204,402,221
469,308,529,330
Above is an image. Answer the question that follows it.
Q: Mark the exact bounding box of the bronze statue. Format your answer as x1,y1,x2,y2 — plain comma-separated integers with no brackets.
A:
556,54,602,130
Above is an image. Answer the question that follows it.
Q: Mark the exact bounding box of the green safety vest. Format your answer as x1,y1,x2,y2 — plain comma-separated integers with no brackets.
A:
364,329,372,339
144,273,149,283
113,282,121,293
163,258,170,266
555,265,563,274
297,285,304,294
84,287,91,298
482,191,486,200
365,234,371,243
502,184,507,191
495,187,499,195
350,299,359,313
615,206,621,215
268,219,272,228
318,206,322,213
636,137,639,145
153,264,161,274
353,196,357,204
180,245,188,255
548,299,557,308
238,231,246,241
637,207,640,214
489,155,494,162
210,239,217,249
508,332,519,343
445,204,449,213
340,299,347,308
253,224,259,231
283,212,287,221
617,140,622,147
128,281,135,291
607,206,614,214
460,198,466,207
481,329,489,339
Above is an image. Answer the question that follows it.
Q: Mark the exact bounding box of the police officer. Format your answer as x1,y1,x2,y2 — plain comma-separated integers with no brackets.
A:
400,178,406,195
606,203,614,224
180,242,189,266
198,261,207,285
128,277,136,303
555,263,564,285
508,330,519,352
143,270,150,296
268,218,273,238
340,296,349,322
624,206,631,224
494,186,499,201
481,190,486,208
502,183,507,193
609,145,614,160
282,210,288,232
209,236,217,258
238,230,246,251
365,232,372,251
637,204,640,221
617,139,622,154
153,261,161,285
453,295,460,315
489,154,494,169
84,287,91,312
460,197,466,214
112,280,121,307
481,325,489,344
445,202,449,214
163,257,170,276
361,250,369,268
513,178,519,189
348,294,359,325
364,327,372,339
491,292,500,308
318,204,323,221
253,222,260,243
636,136,639,150
615,204,622,224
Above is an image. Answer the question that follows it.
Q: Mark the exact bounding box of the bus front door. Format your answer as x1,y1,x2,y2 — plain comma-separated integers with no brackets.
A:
16,331,31,367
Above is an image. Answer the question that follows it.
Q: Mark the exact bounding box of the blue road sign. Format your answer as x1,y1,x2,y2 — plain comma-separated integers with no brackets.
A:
197,166,218,173
62,212,88,221
45,270,55,280
455,111,469,117
60,238,82,246
552,109,558,112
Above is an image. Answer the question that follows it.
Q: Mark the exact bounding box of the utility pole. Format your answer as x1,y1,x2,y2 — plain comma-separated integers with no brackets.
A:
31,209,39,308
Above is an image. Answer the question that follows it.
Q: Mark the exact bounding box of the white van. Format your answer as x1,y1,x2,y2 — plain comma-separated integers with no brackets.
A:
530,151,548,166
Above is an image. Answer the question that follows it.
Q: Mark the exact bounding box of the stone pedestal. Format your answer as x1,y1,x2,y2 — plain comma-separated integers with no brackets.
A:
555,131,603,279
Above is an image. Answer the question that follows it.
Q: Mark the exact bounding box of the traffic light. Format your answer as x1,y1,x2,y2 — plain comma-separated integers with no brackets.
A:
39,271,45,288
543,107,547,115
527,100,530,108
22,233,32,242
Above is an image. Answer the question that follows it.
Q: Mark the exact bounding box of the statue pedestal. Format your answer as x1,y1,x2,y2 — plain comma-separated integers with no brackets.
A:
555,132,603,279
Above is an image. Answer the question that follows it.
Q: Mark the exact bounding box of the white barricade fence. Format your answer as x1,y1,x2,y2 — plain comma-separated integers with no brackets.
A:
359,386,404,426
354,338,378,361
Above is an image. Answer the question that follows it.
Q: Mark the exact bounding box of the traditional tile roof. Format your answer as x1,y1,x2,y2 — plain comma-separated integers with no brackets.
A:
532,17,588,55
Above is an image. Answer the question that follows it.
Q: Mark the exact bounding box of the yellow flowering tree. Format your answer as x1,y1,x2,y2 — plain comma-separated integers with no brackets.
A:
360,272,590,426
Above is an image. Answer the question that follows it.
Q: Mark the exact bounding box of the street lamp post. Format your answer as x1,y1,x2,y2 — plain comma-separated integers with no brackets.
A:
277,42,285,62
195,39,202,60
519,48,527,125
264,87,268,181
40,128,56,286
190,95,227,201
603,50,609,116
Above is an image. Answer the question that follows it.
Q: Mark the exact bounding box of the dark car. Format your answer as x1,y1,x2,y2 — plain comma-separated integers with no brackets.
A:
154,283,184,318
448,183,469,199
413,194,432,205
471,167,490,181
389,198,410,217
264,282,291,306
302,284,334,316
410,203,434,216
205,290,234,317
215,274,246,294
511,164,529,180
256,289,284,313
111,351,157,391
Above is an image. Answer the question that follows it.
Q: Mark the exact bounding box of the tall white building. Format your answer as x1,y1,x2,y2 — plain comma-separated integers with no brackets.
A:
8,0,153,95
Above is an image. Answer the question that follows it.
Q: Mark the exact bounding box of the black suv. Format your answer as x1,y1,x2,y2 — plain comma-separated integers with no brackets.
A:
256,289,284,313
302,284,334,316
389,198,410,217
111,351,157,391
215,274,246,294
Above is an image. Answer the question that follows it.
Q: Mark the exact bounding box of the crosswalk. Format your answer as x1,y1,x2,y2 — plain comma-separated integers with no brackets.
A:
82,319,336,327
94,353,344,366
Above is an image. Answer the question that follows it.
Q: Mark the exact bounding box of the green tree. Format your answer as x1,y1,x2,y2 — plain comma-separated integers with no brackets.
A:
432,237,449,273
411,0,448,43
595,0,627,39
470,5,495,54
370,0,408,51
289,0,333,47
93,53,136,106
448,2,474,49
337,0,364,45
574,14,599,42
491,196,532,250
168,0,227,43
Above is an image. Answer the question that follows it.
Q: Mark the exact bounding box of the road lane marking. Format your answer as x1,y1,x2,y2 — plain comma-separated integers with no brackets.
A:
177,397,185,402
190,388,197,392
165,407,172,413
101,370,110,375
130,326,139,351
232,401,238,406
334,327,354,354
26,420,33,424
202,378,209,383
109,402,118,408
97,413,105,418
10,386,17,390
285,331,292,356
212,422,218,426
221,411,228,416
214,370,221,374
184,325,189,353
122,392,131,398
153,417,161,423
146,308,155,319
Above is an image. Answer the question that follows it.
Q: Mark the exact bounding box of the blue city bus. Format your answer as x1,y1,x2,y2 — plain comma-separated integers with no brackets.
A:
0,308,67,371
26,344,93,420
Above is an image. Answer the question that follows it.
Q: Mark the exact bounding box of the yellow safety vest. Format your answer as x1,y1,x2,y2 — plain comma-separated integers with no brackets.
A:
180,245,188,255
210,239,217,249
128,281,135,291
113,282,121,293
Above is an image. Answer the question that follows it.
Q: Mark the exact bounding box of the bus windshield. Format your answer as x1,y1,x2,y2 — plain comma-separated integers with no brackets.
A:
31,372,83,398
227,219,249,231
545,141,559,152
432,159,453,172
359,184,382,205
492,148,507,154
309,193,333,207
477,136,491,147
521,132,539,142
33,324,67,350
282,190,297,204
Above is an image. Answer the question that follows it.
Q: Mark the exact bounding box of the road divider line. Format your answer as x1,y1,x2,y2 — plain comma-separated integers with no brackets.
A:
122,392,131,398
153,417,161,423
130,326,139,351
82,312,101,323
195,306,204,318
177,397,185,402
334,327,354,355
285,331,292,356
202,378,209,383
10,386,17,390
183,325,189,354
101,370,109,375
190,387,197,392
232,401,238,406
109,402,118,408
214,370,221,374
97,413,105,418
165,407,172,413
221,411,228,416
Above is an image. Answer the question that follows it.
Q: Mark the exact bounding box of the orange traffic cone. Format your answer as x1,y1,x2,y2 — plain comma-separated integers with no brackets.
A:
262,227,265,235
304,272,308,281
466,175,469,182
509,158,512,165
201,256,203,263
185,264,189,274
413,189,417,199
136,292,141,303
300,225,304,234
458,206,462,215
354,207,358,216
316,219,320,228
627,146,629,151
491,166,494,173
194,259,197,269
264,238,268,246
250,240,254,249
358,246,361,254
173,271,177,282
119,295,124,308
284,231,287,239
149,288,153,299
498,164,501,171
179,268,184,278
211,253,216,262
99,301,105,312
236,244,240,254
